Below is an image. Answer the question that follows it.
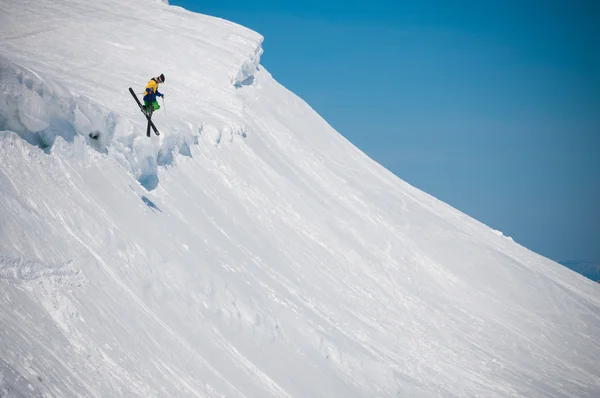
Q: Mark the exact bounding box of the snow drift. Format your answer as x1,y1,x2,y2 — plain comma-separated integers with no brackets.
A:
1,0,599,397
0,56,117,149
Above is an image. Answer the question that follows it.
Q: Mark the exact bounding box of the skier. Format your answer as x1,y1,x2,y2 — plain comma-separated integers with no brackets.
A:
143,73,165,115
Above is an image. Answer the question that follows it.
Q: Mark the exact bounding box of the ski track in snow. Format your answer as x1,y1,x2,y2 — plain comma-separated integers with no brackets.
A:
1,0,600,397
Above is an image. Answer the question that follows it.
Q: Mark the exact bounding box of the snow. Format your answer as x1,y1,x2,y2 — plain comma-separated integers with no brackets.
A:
1,0,600,396
560,261,600,283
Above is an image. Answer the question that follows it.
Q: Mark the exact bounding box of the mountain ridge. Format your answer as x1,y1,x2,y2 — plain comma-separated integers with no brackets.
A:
560,260,600,282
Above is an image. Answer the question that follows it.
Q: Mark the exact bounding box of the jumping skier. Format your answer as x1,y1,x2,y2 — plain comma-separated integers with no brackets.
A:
128,74,165,137
143,73,165,115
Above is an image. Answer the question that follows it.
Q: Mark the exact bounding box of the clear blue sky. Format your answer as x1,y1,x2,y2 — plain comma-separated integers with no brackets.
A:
171,0,600,263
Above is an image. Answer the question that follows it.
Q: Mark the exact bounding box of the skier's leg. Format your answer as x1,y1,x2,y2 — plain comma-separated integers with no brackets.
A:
144,100,154,116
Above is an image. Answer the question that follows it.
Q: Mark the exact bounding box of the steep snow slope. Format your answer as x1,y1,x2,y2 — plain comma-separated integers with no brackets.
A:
1,0,600,397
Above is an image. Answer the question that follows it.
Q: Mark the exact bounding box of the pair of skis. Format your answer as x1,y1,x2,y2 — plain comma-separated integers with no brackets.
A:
129,87,159,137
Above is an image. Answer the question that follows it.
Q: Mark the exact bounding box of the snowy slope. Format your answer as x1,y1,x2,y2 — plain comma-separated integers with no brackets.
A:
1,0,600,397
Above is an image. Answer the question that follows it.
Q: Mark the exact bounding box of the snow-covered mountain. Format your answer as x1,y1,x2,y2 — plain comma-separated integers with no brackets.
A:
1,0,599,396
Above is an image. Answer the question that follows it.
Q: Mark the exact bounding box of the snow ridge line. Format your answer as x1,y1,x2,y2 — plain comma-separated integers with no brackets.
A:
57,216,246,398
232,39,264,87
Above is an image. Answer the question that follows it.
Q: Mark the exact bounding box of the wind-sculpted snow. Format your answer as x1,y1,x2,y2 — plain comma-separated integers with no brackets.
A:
0,56,117,149
232,42,264,87
0,53,249,191
0,55,194,190
1,0,600,397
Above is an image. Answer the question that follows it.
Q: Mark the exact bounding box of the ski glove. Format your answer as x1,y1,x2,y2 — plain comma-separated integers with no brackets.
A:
156,92,164,98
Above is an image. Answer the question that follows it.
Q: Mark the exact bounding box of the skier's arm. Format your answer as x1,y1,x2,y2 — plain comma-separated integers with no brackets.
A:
155,90,163,97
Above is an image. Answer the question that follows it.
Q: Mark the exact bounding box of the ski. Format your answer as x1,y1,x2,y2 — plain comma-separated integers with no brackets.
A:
129,87,159,136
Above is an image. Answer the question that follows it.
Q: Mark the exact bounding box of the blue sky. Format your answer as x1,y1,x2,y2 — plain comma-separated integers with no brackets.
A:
171,0,600,262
